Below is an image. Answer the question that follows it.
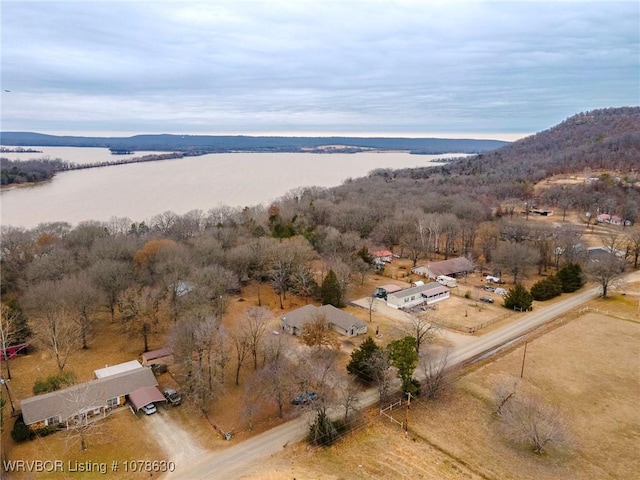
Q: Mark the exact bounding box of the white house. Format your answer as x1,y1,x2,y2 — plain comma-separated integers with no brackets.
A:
386,282,450,309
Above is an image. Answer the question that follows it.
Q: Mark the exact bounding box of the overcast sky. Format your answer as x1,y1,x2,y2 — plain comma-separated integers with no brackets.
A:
1,1,638,139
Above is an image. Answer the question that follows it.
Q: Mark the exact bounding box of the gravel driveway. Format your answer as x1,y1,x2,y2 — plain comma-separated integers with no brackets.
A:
144,408,207,469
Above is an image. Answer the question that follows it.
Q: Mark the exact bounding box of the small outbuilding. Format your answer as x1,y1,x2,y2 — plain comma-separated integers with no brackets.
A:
141,348,173,367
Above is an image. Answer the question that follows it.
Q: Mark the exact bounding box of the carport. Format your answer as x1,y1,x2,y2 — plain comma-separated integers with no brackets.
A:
129,386,166,411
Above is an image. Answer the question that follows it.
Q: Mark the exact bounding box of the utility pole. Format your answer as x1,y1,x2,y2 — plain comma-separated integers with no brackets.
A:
404,392,412,438
0,375,16,415
520,341,528,378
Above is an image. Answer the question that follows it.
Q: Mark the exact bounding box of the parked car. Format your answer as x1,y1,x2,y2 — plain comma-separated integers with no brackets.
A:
151,363,168,375
483,286,496,292
163,388,181,406
292,392,318,405
141,403,157,415
479,296,495,304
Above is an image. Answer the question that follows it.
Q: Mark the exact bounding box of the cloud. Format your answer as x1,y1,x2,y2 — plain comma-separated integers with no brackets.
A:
1,1,638,136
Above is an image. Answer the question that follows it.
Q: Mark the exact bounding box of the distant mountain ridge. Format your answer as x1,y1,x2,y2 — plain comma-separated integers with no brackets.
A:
441,106,640,182
349,106,640,206
0,132,507,154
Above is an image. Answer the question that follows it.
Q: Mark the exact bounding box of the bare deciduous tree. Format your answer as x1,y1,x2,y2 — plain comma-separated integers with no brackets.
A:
242,307,271,370
23,281,81,372
0,303,25,379
403,310,441,354
300,314,340,349
170,314,225,412
366,295,376,323
367,349,393,403
89,259,133,322
475,221,499,263
418,347,451,400
627,230,640,269
246,351,296,419
59,272,101,349
499,392,571,455
337,379,361,424
231,329,251,386
117,286,166,352
269,236,316,309
492,374,521,416
290,266,318,303
62,385,104,451
493,242,540,284
587,251,625,298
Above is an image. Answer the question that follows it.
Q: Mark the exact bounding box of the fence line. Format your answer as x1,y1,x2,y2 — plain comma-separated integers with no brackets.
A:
380,399,404,427
578,306,609,315
436,311,514,335
577,306,640,323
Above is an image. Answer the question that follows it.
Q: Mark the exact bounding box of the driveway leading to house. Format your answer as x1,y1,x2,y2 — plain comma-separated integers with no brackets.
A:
143,408,207,470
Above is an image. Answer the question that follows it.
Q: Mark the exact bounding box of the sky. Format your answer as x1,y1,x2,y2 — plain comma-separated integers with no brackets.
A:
0,0,638,140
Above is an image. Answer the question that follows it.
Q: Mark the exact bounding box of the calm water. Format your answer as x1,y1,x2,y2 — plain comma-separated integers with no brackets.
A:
1,146,172,165
1,149,460,228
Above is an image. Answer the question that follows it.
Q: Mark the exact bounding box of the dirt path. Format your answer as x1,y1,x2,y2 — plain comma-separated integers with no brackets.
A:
144,409,207,470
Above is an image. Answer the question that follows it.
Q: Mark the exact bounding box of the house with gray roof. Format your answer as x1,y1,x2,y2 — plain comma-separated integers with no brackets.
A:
20,367,159,429
386,282,450,309
411,256,474,279
280,304,367,337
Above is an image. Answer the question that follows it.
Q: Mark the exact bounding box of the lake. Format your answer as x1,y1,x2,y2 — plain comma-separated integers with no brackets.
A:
1,146,173,165
0,149,462,229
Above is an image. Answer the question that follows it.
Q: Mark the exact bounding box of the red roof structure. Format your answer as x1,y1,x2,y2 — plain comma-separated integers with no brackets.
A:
128,386,166,411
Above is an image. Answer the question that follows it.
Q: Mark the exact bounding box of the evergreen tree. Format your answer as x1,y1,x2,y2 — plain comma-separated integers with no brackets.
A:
387,336,419,394
503,284,533,311
530,275,563,301
556,263,585,293
346,336,380,383
320,270,343,307
355,246,374,265
308,409,338,446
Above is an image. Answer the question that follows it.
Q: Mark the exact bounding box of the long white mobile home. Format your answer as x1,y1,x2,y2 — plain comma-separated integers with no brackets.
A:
386,282,450,309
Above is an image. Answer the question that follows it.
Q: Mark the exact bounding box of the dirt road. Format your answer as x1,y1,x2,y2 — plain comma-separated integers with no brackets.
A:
161,274,638,479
